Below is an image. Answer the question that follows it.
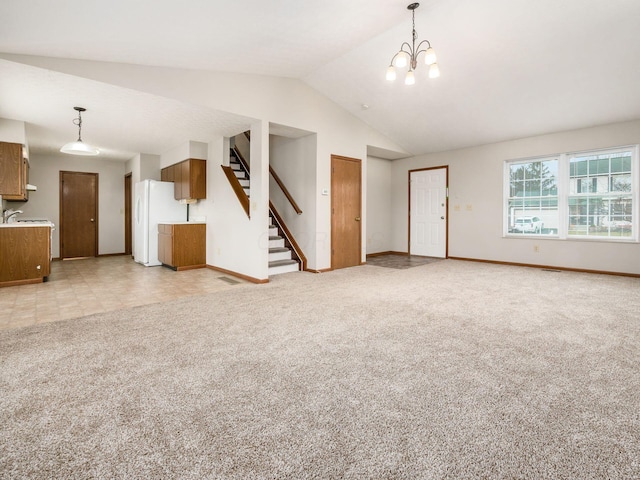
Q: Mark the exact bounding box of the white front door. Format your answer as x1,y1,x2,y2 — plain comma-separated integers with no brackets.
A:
409,167,447,257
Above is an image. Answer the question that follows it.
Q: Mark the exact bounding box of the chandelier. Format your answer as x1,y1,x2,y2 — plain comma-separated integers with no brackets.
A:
60,106,100,156
386,3,440,85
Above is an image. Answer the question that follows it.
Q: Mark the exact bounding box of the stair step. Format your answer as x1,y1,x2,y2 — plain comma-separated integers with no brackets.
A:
268,259,299,276
231,163,242,171
238,179,250,187
269,236,285,248
234,170,246,178
269,247,292,261
268,226,278,236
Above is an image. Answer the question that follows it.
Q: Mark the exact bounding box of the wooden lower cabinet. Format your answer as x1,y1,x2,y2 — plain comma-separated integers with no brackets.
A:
158,223,206,270
0,226,51,286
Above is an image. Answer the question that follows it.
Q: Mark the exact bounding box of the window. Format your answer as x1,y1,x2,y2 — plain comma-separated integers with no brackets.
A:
568,150,633,239
505,146,638,241
507,157,558,235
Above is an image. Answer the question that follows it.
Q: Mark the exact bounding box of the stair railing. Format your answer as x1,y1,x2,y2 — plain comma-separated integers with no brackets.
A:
241,131,301,215
221,146,251,217
221,165,249,217
269,165,302,215
270,201,307,271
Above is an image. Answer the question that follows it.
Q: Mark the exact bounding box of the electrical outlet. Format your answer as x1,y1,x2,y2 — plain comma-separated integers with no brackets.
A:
533,245,539,253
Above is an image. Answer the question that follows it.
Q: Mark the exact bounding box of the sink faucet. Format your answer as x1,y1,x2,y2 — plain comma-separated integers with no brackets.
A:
3,209,23,223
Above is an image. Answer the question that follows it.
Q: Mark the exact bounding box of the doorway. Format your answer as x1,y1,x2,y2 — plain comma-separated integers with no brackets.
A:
409,166,448,258
60,171,98,259
124,173,132,256
331,155,362,269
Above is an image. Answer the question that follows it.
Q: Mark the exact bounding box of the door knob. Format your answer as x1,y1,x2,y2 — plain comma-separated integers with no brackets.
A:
441,216,445,220
355,217,361,221
90,218,95,222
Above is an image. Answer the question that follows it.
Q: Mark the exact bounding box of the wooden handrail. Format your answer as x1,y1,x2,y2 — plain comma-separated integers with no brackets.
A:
270,201,307,271
269,165,302,215
221,165,249,217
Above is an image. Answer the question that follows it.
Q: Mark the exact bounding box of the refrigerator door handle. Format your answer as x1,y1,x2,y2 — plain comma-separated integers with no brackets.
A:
135,196,141,225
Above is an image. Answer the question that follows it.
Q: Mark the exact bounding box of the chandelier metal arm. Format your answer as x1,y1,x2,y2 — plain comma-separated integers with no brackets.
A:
414,39,433,67
389,42,412,65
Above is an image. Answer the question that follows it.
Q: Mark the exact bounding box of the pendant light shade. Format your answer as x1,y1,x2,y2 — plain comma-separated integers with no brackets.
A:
405,70,416,85
386,65,397,81
60,107,99,156
60,140,100,156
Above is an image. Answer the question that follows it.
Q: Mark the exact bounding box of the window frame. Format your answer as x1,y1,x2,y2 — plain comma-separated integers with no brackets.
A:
504,145,639,242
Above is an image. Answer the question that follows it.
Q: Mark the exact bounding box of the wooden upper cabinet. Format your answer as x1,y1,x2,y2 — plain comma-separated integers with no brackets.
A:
161,165,174,183
161,159,206,201
0,142,28,201
189,159,206,199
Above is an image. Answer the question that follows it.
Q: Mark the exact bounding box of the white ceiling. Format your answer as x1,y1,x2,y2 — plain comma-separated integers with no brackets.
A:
1,0,639,160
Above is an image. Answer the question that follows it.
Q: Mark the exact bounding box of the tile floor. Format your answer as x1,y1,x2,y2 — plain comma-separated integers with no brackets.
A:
0,254,443,331
0,256,247,331
366,253,443,269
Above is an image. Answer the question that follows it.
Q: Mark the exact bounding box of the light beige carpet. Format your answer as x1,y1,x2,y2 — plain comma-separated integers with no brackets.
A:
1,260,638,479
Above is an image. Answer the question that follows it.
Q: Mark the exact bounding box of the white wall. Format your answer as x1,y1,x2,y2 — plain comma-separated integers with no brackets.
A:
160,141,207,168
6,153,127,258
0,118,26,145
390,120,640,274
366,156,393,254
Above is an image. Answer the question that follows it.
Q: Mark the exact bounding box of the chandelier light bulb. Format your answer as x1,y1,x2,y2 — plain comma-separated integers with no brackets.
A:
394,52,408,68
424,47,437,65
386,65,397,82
405,70,416,85
428,63,440,78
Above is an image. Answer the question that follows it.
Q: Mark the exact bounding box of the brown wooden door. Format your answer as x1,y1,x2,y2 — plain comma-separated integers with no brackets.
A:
331,155,362,269
60,171,98,259
124,173,132,255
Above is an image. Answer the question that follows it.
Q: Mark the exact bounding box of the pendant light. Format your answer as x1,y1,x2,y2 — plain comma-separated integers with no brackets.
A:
386,3,440,85
60,107,100,156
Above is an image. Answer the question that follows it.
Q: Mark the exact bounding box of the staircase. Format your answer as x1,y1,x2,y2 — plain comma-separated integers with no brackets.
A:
268,214,299,275
230,149,250,198
229,148,300,277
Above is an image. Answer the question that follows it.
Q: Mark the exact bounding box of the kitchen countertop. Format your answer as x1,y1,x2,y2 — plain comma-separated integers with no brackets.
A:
0,221,55,228
158,221,206,225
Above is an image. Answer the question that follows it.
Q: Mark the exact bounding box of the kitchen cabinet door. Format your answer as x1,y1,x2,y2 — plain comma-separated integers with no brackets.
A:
157,223,205,270
0,226,51,285
0,142,28,200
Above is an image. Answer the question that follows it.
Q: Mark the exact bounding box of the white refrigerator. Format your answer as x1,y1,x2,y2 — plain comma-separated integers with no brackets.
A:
134,180,187,266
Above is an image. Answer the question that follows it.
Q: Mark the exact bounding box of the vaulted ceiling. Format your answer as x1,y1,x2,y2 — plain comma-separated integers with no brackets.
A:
1,0,639,160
